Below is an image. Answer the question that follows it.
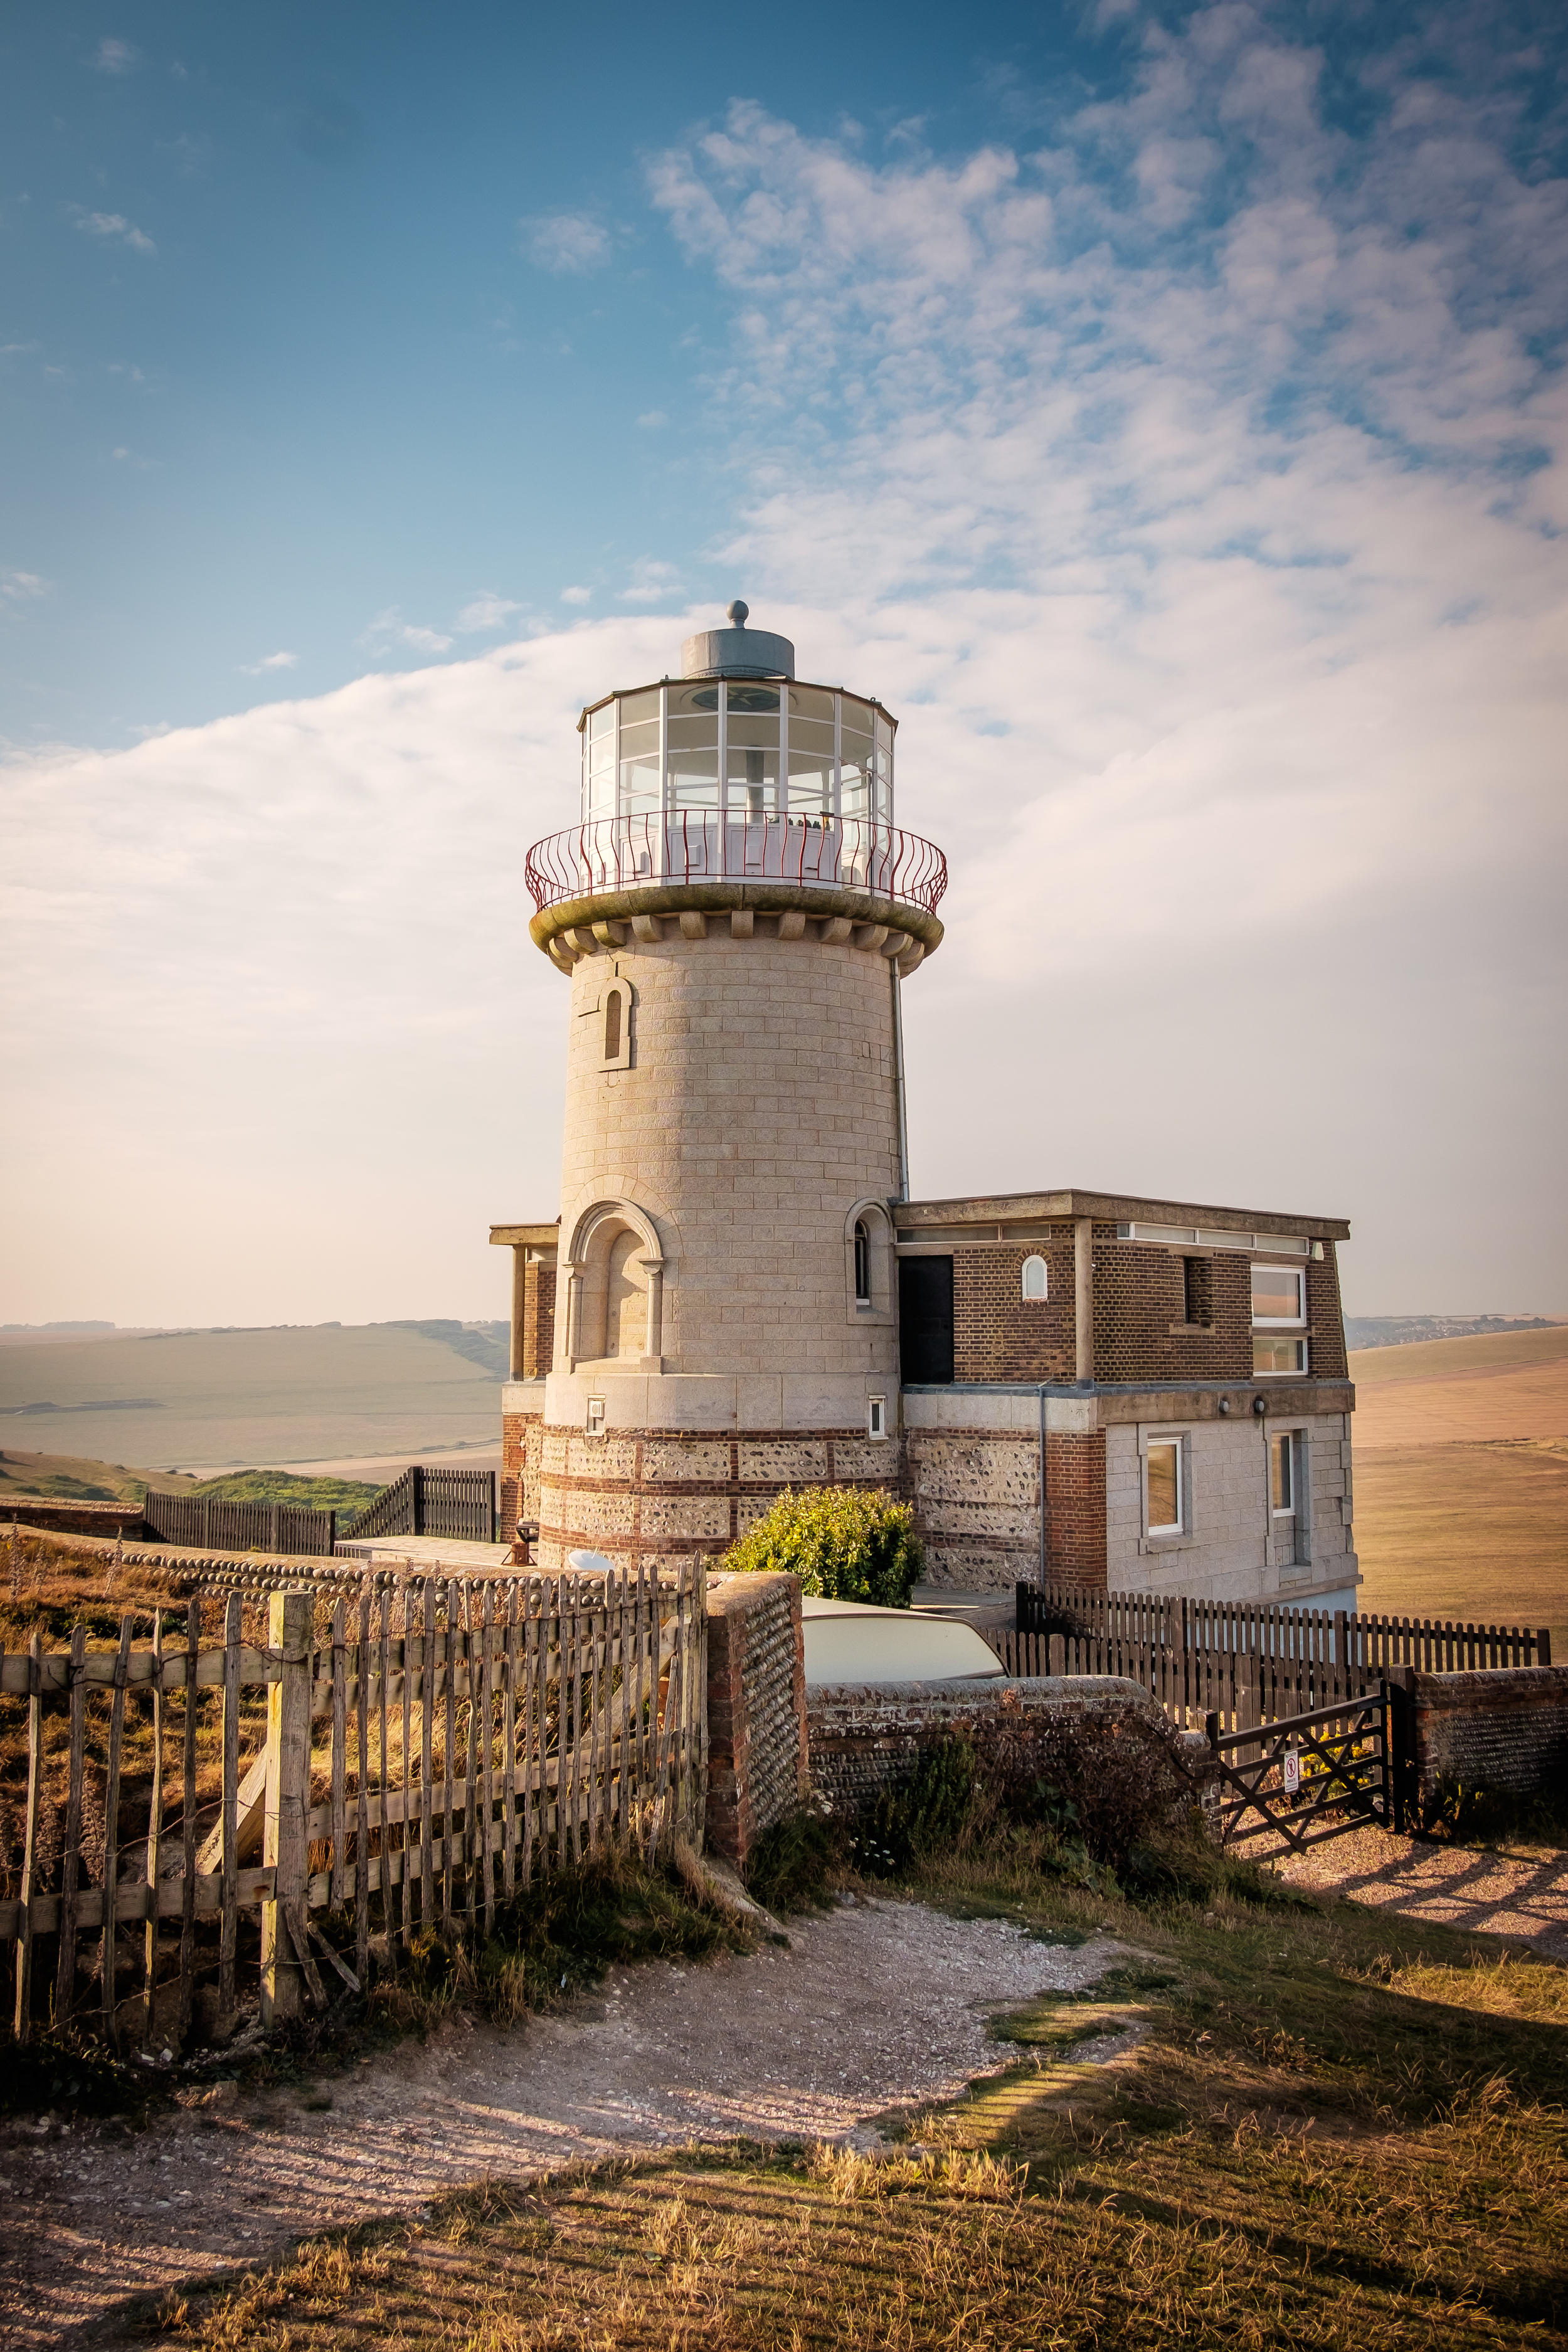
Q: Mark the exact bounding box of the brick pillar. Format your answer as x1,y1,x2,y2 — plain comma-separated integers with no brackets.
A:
1045,1429,1108,1587
704,1572,808,1870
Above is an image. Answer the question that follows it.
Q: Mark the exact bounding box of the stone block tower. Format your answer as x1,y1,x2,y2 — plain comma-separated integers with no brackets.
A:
500,606,946,1571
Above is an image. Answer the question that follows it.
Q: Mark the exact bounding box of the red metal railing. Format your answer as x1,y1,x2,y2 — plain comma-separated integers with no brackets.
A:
524,813,948,918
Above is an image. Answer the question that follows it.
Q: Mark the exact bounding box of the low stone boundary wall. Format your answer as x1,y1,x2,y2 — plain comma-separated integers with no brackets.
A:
1399,1665,1568,1803
704,1572,808,1868
3,1496,149,1539
806,1673,1206,1825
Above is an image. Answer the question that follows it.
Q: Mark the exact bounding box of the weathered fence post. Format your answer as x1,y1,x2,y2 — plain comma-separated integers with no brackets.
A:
261,1589,313,2026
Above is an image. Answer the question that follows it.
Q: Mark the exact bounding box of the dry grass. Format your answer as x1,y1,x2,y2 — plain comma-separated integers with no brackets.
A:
139,1838,1568,2350
1353,1441,1568,1654
1348,1327,1568,1449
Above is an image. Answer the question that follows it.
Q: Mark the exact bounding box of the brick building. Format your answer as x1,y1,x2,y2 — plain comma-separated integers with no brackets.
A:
492,611,1359,1611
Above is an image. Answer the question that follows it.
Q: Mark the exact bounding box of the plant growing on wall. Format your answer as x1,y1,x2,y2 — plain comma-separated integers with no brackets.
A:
721,1485,923,1608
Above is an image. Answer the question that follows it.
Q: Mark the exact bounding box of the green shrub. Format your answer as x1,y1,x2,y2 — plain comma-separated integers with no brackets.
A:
720,1485,923,1606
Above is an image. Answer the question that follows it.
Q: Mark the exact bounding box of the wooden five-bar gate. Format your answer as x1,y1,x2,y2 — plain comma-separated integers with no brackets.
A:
1007,1582,1550,1730
1,1562,704,2046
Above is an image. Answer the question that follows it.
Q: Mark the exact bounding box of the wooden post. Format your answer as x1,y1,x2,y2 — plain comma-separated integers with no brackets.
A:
261,1589,312,2028
13,1632,43,2040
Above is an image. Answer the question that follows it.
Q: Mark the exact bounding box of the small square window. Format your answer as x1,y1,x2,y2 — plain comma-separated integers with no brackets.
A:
867,1395,887,1439
586,1396,606,1435
1147,1438,1182,1535
1254,1336,1308,1375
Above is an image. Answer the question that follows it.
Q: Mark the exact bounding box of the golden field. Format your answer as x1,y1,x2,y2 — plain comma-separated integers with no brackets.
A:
1348,1325,1568,1652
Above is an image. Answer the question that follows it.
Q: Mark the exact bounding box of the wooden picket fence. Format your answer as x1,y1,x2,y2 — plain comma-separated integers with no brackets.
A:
0,1561,705,2046
341,1466,496,1545
1000,1583,1552,1731
143,1492,339,1557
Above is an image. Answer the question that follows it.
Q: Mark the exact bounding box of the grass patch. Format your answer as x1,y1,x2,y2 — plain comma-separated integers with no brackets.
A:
142,1818,1568,2349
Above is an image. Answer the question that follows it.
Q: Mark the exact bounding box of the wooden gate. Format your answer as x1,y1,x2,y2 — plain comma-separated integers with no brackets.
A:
1206,1684,1412,1853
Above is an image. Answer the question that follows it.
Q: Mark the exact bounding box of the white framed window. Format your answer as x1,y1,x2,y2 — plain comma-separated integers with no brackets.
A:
585,1396,606,1435
1145,1437,1184,1536
1021,1254,1048,1302
1251,1263,1306,1325
1254,1336,1308,1375
1271,1431,1295,1513
867,1395,887,1440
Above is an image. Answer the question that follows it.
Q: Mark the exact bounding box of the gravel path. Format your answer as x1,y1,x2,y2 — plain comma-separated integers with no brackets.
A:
1273,1828,1568,1956
0,1899,1125,2346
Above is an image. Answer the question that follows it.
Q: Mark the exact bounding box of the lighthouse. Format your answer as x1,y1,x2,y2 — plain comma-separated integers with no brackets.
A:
498,606,948,1573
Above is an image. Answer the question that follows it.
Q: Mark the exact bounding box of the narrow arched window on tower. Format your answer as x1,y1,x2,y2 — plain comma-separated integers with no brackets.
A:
854,1219,871,1304
604,989,622,1062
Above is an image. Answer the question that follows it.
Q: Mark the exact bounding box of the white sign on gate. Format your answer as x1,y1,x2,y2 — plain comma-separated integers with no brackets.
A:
1283,1747,1301,1794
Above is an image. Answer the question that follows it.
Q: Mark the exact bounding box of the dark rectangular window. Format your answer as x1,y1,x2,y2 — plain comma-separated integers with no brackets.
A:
899,1256,954,1384
1182,1256,1212,1325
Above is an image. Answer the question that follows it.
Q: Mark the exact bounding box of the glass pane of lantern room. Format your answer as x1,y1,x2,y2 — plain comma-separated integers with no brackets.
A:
618,715,661,815
665,684,719,809
787,716,835,817
724,684,780,817
840,697,874,821
874,714,894,824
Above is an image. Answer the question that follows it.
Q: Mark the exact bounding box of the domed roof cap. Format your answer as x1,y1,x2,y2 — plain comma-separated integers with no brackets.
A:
681,599,795,681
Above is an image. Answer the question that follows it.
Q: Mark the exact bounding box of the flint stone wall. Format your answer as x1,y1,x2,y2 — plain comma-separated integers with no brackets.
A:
805,1673,1194,1821
1407,1665,1568,1801
704,1571,808,1868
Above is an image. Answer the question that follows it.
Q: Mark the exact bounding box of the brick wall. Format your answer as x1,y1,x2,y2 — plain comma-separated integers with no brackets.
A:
1047,1430,1108,1585
952,1232,1074,1382
523,1261,557,1380
805,1675,1177,1821
1408,1666,1568,1803
1306,1248,1348,1380
704,1572,808,1868
943,1227,1349,1389
1093,1227,1255,1384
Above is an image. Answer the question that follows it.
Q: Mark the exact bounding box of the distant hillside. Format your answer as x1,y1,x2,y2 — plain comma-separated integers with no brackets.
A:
1345,1314,1560,1352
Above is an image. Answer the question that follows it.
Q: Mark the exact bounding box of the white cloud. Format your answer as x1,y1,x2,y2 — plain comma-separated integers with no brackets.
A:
358,607,453,657
635,410,668,429
5,20,1565,1324
240,650,298,675
1,571,46,603
90,36,137,74
519,212,610,273
75,210,156,255
455,591,522,633
616,559,683,605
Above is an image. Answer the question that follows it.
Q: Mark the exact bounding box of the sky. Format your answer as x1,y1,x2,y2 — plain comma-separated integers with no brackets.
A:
2,0,1565,1328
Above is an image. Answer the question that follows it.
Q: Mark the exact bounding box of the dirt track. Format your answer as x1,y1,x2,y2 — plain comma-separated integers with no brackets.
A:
0,1899,1125,2346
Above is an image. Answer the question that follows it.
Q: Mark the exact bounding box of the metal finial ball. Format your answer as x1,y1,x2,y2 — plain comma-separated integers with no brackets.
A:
726,600,749,627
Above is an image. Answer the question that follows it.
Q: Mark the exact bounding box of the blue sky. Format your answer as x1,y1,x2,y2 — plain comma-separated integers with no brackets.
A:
3,1,1566,1326
2,0,1208,744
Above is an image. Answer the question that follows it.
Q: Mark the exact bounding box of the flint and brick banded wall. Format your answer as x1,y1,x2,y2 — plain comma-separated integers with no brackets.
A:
904,1426,1106,1595
1410,1666,1568,1803
705,1571,808,1868
532,1425,905,1577
948,1226,1349,1387
806,1675,1172,1821
501,1395,547,1558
